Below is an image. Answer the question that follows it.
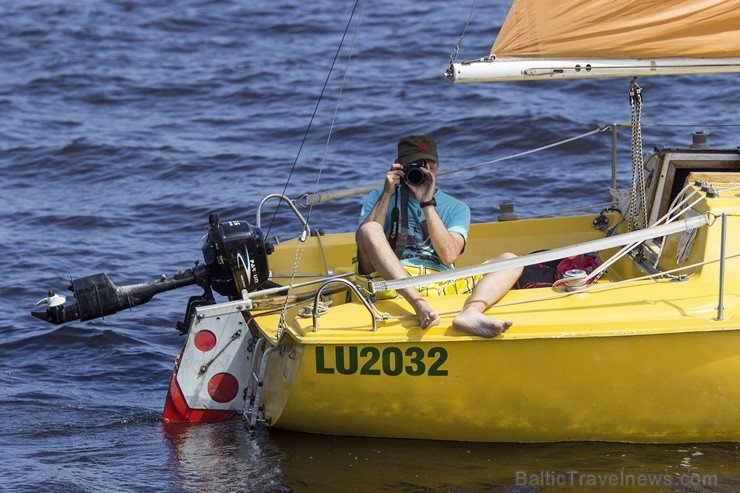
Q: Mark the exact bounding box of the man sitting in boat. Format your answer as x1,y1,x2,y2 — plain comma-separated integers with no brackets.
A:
354,135,522,337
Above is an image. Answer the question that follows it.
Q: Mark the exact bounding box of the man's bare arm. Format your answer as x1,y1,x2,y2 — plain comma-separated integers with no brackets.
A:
422,205,465,265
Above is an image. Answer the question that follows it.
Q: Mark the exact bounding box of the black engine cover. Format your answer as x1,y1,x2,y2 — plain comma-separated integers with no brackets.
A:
201,214,271,298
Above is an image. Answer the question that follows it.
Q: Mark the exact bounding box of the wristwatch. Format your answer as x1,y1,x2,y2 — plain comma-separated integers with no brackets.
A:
419,198,436,208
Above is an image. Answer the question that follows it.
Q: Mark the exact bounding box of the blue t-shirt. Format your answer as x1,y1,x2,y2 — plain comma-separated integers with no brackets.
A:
359,188,470,271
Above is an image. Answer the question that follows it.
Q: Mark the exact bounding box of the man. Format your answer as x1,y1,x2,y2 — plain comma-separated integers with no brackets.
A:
354,135,522,337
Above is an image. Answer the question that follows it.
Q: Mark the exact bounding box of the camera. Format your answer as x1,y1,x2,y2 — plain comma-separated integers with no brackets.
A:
402,160,426,186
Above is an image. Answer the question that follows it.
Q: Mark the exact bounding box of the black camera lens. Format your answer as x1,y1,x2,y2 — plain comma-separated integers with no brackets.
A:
403,161,426,186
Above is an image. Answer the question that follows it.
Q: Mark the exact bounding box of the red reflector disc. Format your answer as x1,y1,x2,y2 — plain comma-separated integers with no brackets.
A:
208,373,239,403
194,330,217,352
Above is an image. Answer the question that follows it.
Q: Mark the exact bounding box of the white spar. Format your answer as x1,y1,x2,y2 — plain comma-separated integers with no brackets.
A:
448,57,740,83
372,213,710,294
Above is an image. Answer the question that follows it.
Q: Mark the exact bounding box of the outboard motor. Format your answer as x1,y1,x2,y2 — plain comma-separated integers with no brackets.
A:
201,214,270,299
31,213,273,329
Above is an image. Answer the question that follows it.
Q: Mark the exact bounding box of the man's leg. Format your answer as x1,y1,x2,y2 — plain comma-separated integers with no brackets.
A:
452,252,522,338
356,222,440,329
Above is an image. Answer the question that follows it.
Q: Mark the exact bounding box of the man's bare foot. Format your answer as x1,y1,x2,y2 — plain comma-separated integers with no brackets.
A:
452,309,512,338
410,298,440,329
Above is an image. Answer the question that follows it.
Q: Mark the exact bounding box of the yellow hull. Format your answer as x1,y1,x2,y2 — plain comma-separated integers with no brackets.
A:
255,273,739,441
245,153,740,442
263,330,738,442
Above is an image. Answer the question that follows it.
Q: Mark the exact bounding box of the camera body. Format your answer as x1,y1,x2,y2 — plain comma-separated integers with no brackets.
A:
402,160,426,186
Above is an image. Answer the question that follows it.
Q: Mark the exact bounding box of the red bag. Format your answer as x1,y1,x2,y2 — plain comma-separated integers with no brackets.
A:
515,253,601,289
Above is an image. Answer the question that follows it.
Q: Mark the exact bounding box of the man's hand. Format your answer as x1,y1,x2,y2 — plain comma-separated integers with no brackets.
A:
383,162,405,195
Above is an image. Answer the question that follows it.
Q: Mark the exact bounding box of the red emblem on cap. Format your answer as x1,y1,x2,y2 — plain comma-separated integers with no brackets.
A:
419,144,427,151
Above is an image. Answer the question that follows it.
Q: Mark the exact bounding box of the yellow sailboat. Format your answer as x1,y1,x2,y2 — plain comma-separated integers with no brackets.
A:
32,0,739,442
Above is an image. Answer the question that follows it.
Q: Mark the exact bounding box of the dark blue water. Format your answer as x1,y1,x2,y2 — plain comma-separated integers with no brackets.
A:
1,1,738,491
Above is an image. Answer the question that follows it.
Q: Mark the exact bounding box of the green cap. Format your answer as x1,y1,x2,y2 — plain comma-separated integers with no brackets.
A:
397,135,438,165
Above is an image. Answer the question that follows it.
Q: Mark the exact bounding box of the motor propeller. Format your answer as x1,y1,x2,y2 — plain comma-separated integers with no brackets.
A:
35,291,67,308
31,213,273,330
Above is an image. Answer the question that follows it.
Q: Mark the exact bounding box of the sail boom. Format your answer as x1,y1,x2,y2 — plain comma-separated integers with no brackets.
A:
448,57,740,83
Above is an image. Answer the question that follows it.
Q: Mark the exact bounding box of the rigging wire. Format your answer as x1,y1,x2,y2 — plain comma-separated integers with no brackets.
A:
305,0,365,226
296,117,738,210
449,0,477,64
440,125,609,178
298,126,611,207
274,0,364,337
620,122,740,128
264,0,362,240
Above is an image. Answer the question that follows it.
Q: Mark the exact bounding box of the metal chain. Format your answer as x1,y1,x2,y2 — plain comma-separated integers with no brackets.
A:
628,77,647,231
276,226,310,340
